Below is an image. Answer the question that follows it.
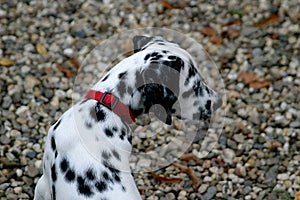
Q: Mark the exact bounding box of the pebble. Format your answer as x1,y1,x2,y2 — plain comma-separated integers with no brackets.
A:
201,186,217,200
223,148,236,164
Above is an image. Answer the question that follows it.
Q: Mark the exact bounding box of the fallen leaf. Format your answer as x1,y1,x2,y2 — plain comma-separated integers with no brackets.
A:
181,153,202,165
238,72,258,84
56,63,76,78
222,19,241,27
254,13,280,27
210,36,224,45
68,57,80,69
173,162,201,189
36,43,48,55
221,29,240,38
250,80,271,89
160,0,185,9
151,172,182,184
200,27,217,36
295,191,300,200
0,58,16,67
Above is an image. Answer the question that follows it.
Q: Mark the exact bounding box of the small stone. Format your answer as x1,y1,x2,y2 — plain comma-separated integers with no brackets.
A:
13,186,22,194
277,173,289,180
198,184,209,194
233,134,245,143
201,186,217,200
0,135,11,145
223,148,235,164
16,169,23,177
26,166,40,177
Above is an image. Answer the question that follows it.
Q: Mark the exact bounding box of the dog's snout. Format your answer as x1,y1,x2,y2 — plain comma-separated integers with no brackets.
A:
213,96,222,111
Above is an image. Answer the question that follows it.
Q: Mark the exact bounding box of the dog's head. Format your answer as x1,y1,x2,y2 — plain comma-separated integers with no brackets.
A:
130,36,222,125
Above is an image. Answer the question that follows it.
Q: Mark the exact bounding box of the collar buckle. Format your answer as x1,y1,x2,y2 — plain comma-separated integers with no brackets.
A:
99,92,119,110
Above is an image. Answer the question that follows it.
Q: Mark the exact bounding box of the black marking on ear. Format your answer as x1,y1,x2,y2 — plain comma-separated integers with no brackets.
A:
111,149,121,161
51,136,56,151
205,100,212,110
101,74,109,82
51,164,57,182
118,71,127,79
104,128,114,138
77,176,94,197
60,158,69,173
95,181,108,193
53,119,62,130
52,185,56,200
65,169,76,182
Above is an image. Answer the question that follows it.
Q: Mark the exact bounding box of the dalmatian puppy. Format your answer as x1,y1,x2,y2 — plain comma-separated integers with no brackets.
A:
34,36,222,200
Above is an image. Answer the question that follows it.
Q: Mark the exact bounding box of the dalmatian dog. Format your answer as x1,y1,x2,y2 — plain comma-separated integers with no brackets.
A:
34,36,222,200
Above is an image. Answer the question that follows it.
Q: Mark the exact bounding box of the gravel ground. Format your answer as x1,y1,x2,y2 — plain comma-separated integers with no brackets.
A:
1,0,300,199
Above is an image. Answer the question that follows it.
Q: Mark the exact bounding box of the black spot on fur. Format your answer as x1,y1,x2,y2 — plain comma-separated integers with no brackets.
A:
118,71,127,79
94,103,106,121
113,173,121,182
111,149,121,161
53,119,61,130
119,129,126,140
51,164,57,182
52,185,56,200
54,151,58,158
77,176,94,197
60,158,69,173
104,128,114,137
102,151,111,160
193,81,203,97
65,169,76,182
122,185,126,192
85,121,92,129
117,80,127,98
112,127,118,132
102,171,110,181
101,74,109,82
51,136,56,151
95,181,107,193
162,50,168,54
127,135,132,144
168,55,177,60
144,54,151,61
86,168,96,181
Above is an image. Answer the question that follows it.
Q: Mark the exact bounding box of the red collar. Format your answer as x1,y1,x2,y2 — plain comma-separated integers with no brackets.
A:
85,90,135,124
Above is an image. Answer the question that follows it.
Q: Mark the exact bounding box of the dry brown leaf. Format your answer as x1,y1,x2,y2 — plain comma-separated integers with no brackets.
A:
68,57,80,69
250,80,271,89
56,63,76,78
160,0,185,9
254,13,280,27
210,36,224,45
181,153,202,165
150,172,182,184
0,58,16,67
238,72,258,84
222,19,241,27
221,29,240,38
295,191,300,200
36,43,48,55
173,162,201,189
200,27,217,36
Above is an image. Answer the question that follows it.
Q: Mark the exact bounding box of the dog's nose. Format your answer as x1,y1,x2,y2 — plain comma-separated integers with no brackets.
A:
213,96,222,111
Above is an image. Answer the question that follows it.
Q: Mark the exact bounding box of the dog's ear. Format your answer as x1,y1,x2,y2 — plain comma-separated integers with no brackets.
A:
133,36,153,53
